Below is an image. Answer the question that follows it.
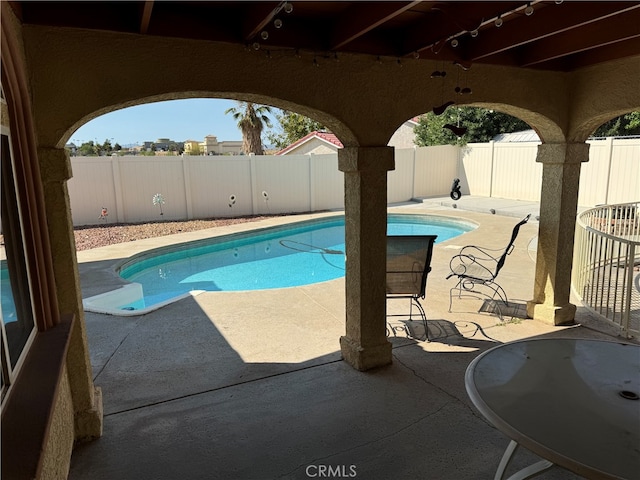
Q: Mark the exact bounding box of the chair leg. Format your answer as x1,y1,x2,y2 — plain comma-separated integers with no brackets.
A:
448,279,465,312
486,281,509,306
448,277,510,322
411,297,429,341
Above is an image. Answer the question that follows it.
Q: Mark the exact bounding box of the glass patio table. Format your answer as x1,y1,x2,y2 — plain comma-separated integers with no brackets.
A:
465,338,640,480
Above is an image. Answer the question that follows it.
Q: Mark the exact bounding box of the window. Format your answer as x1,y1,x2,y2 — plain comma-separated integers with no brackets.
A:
1,126,37,403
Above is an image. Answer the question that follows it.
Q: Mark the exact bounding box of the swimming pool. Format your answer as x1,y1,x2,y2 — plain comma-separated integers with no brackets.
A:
83,214,475,315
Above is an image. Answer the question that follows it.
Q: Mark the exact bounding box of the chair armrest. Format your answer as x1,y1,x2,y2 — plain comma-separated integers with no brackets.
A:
458,245,503,262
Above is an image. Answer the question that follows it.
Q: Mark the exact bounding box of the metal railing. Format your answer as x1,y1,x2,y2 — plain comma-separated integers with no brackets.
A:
573,201,640,338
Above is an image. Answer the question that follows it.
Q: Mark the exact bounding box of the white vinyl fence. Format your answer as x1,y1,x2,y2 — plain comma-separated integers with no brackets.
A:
68,137,639,226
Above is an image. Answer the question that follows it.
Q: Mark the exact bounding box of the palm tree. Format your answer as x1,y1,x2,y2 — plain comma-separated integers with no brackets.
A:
225,102,273,155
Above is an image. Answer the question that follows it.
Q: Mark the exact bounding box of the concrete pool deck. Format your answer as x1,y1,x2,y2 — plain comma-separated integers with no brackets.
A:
70,198,634,480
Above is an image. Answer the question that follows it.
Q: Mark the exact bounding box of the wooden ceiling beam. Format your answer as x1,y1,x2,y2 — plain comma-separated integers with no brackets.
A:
243,2,282,42
519,8,640,67
537,37,640,71
330,1,423,51
468,2,640,62
139,1,154,34
401,1,520,55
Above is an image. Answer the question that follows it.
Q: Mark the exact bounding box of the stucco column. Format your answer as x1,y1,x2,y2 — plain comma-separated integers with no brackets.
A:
527,142,589,325
338,146,394,371
39,147,103,440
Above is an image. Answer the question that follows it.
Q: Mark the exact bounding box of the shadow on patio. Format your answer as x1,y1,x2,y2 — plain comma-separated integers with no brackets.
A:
69,208,629,480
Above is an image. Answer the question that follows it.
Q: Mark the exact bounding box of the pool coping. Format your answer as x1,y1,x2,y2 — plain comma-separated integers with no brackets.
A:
81,210,478,316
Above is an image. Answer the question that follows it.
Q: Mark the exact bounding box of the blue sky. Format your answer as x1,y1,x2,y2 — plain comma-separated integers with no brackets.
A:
70,98,278,147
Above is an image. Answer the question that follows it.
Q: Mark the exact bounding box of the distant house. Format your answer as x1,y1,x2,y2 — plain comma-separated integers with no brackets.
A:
183,135,242,155
183,139,201,154
493,129,541,142
276,131,343,155
200,135,243,155
276,118,420,155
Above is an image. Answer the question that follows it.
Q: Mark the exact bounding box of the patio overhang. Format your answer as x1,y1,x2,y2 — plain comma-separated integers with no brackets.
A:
1,2,639,479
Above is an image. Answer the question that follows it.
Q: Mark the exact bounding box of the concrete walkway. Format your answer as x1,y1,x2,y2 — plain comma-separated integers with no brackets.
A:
412,194,542,219
69,199,631,480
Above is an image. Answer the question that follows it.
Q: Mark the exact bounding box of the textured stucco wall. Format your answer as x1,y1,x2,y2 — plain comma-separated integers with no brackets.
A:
20,26,580,150
38,368,75,480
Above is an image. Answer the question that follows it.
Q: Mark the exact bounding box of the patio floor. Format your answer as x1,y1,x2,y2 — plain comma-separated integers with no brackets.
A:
69,199,635,480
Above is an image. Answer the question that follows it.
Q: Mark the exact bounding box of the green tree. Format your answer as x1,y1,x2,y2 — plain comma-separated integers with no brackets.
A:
593,112,640,137
266,110,326,149
78,141,97,156
414,107,529,146
225,102,273,155
101,139,113,155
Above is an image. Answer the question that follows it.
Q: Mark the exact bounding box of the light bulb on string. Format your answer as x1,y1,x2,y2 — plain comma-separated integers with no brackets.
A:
283,2,293,14
525,3,534,16
261,30,269,40
274,18,283,29
495,16,503,27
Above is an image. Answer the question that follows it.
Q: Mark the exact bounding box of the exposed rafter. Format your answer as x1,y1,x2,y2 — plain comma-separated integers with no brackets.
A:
467,2,640,62
10,1,640,73
330,1,423,51
139,1,154,35
520,7,640,67
243,2,282,42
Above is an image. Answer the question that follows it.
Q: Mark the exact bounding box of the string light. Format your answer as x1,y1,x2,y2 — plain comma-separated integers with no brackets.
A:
246,0,545,70
525,2,534,16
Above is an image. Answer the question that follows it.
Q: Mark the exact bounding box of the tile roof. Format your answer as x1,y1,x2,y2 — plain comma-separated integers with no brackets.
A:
276,131,343,155
276,120,418,155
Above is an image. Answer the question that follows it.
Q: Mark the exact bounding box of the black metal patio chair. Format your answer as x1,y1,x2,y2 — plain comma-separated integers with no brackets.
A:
446,214,531,320
386,235,438,341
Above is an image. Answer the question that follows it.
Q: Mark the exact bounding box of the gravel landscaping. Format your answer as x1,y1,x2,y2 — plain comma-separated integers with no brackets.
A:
72,215,284,251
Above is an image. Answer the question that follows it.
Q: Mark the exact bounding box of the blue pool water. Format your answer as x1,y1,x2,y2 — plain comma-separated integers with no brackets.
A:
1,265,18,324
115,214,474,311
